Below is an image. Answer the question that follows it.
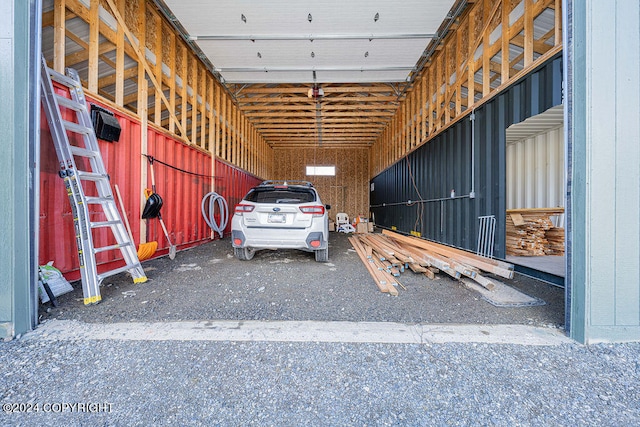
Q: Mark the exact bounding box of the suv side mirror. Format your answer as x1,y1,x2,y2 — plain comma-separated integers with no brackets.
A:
325,204,331,210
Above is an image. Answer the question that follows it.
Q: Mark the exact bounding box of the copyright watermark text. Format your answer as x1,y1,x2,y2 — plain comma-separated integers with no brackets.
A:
3,402,112,414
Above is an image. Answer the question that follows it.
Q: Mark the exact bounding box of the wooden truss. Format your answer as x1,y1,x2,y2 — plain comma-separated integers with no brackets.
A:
42,0,562,178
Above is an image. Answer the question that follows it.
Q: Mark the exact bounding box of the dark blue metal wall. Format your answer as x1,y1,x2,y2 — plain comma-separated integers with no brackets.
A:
371,53,563,258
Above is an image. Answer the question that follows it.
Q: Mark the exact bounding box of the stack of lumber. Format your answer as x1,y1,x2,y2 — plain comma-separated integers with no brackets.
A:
506,208,565,256
349,230,515,296
544,227,565,255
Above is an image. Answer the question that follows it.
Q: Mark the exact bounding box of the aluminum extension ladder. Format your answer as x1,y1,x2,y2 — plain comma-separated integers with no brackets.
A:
40,55,147,304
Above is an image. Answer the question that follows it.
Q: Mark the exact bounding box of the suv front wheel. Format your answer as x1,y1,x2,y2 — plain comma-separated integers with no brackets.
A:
234,247,255,261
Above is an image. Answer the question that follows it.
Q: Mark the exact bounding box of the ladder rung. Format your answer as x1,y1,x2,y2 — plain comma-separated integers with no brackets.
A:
97,264,140,282
70,146,99,158
85,195,114,204
77,170,109,181
55,94,85,112
63,120,93,135
94,242,133,254
47,67,81,89
91,220,122,228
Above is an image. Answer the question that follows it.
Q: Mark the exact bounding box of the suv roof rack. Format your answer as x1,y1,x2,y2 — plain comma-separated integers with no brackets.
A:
259,180,314,187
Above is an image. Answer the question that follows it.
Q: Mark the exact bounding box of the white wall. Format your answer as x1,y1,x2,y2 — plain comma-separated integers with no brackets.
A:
507,125,564,211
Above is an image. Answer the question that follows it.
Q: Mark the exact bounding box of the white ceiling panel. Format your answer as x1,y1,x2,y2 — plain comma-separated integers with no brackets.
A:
160,0,456,83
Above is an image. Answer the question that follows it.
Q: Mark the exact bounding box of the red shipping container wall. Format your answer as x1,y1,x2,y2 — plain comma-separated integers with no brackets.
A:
213,159,263,235
40,92,262,281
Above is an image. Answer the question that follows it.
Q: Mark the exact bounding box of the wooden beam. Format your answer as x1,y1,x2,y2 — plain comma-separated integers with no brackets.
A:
87,0,99,93
104,0,186,138
524,0,534,67
53,0,66,73
114,0,125,106
153,11,163,127
168,32,177,134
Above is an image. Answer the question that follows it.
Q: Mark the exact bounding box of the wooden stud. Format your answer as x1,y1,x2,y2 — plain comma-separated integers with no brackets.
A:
153,11,163,127
114,0,125,106
221,93,227,161
524,0,534,67
215,82,221,158
168,32,176,134
87,0,99,93
53,0,66,73
501,0,510,85
201,66,208,148
207,78,214,154
482,16,491,97
455,28,463,116
190,57,198,144
180,45,188,139
554,0,562,46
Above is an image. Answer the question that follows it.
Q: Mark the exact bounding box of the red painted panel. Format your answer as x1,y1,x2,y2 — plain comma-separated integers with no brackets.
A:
40,88,262,279
213,159,262,235
144,129,213,254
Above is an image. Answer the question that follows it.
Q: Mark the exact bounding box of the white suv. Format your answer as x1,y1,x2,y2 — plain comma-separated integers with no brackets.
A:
231,181,330,262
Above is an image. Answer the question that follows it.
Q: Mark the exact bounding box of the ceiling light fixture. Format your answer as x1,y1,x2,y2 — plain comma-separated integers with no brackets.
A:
374,13,379,22
311,51,315,58
308,13,312,22
241,14,246,23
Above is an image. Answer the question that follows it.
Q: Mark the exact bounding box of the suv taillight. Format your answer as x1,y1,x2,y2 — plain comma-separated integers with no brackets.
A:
235,204,255,215
300,205,325,216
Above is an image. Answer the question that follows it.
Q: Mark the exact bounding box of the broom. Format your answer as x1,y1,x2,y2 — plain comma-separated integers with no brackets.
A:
114,184,157,261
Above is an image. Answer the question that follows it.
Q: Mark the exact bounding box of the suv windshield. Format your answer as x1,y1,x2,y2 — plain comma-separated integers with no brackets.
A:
245,187,316,204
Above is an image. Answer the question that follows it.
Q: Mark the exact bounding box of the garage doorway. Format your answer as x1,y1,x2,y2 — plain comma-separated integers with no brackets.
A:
505,105,566,283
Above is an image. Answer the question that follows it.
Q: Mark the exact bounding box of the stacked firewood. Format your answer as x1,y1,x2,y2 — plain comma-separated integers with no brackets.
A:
506,208,565,256
350,230,515,295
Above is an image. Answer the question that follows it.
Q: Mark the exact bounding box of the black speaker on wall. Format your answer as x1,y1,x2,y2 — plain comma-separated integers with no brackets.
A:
90,104,122,142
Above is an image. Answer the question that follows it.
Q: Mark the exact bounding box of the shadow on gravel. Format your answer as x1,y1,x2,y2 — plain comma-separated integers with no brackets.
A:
39,232,565,328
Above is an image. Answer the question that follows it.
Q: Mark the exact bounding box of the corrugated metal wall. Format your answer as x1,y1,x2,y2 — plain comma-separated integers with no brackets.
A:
371,53,563,258
213,159,263,232
507,126,564,210
39,93,261,280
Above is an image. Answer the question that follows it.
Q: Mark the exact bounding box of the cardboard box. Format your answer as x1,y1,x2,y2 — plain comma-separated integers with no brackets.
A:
356,223,368,234
329,220,335,232
368,222,374,233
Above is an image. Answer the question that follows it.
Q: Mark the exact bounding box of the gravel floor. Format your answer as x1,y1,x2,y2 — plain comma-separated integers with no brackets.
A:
5,232,637,426
37,231,564,327
2,338,639,426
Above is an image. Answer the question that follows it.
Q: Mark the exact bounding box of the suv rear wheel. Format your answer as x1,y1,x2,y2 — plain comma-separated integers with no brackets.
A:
234,247,255,261
314,247,328,262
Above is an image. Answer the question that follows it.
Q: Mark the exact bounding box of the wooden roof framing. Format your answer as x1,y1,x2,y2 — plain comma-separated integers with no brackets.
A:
41,0,563,176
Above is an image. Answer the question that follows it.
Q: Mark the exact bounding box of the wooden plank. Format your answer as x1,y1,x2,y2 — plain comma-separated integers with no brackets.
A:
215,82,221,158
408,263,427,273
114,0,125,106
510,213,526,226
87,0,99,93
382,229,515,279
349,236,395,295
190,57,199,144
180,45,188,138
168,32,176,134
471,272,496,291
524,0,534,67
53,0,66,73
152,11,161,127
